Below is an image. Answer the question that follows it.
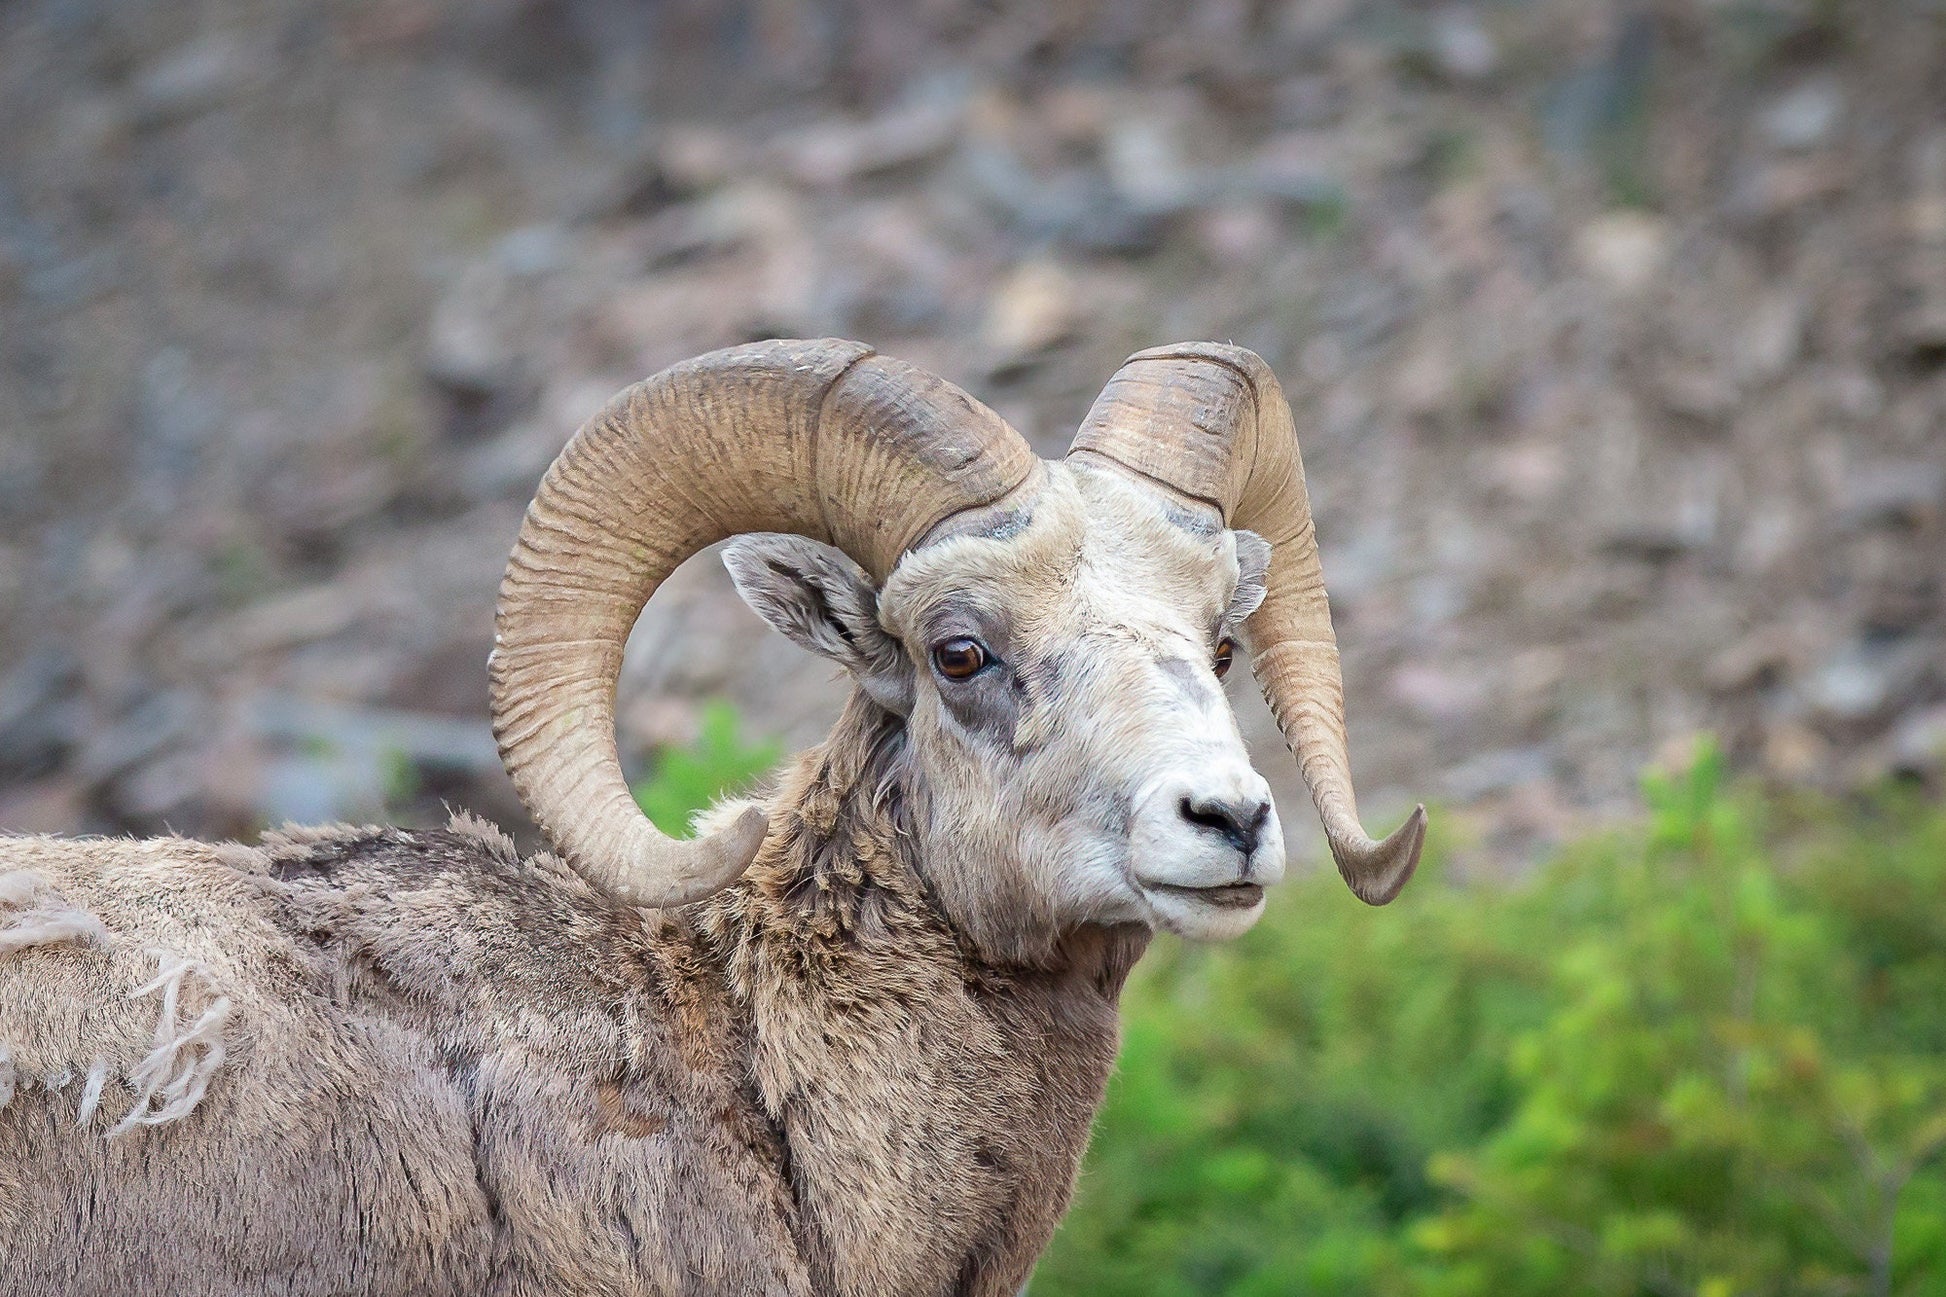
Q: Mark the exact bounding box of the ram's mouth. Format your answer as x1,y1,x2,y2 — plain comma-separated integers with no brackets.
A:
1147,881,1265,910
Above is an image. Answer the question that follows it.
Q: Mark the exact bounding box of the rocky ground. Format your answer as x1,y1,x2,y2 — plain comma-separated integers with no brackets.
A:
2,0,1942,874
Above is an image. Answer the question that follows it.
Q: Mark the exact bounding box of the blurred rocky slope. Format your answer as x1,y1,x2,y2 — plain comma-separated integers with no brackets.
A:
2,0,1942,867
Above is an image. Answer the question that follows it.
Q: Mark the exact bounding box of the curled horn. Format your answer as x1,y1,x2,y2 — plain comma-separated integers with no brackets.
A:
491,338,1039,907
1067,343,1426,904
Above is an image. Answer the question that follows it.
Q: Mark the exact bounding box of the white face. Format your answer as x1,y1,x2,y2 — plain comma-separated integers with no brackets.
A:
725,465,1285,961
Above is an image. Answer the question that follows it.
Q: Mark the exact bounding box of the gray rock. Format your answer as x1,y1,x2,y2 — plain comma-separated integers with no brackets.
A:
1804,639,1934,724
73,690,203,787
957,143,1163,255
1432,8,1499,83
246,693,502,776
1735,291,1804,384
259,751,388,826
1542,11,1654,162
244,692,503,825
492,224,571,277
774,91,965,187
1442,746,1555,800
459,421,565,502
1841,460,1945,531
1889,704,1946,775
1759,81,1842,153
0,647,82,779
1103,115,1195,215
423,267,525,405
131,32,249,127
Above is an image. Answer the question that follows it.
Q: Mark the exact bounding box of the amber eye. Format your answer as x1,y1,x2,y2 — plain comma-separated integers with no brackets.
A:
932,637,989,680
1213,637,1237,679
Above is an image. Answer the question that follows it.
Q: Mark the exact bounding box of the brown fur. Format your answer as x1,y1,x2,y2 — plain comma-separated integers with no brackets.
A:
0,694,1145,1296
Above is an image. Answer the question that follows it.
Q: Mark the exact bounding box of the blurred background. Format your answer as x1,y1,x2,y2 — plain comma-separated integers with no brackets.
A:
2,0,1943,1291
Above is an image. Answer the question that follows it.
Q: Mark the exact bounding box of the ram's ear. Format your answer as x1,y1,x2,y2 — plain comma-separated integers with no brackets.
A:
723,535,915,716
1228,530,1271,623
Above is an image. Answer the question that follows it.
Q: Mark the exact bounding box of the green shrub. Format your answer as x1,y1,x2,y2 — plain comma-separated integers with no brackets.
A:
1037,746,1946,1297
630,700,782,836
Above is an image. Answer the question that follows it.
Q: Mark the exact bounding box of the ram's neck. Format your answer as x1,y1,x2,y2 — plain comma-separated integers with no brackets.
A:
704,693,1148,1297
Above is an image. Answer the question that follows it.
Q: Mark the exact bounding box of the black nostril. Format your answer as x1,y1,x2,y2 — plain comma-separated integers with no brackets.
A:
1179,795,1271,856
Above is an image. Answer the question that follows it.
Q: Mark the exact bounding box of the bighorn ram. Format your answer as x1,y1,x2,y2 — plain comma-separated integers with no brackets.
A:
0,338,1423,1295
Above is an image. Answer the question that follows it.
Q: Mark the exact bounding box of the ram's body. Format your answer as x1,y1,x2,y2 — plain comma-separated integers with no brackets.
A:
1,339,1422,1295
0,701,1134,1296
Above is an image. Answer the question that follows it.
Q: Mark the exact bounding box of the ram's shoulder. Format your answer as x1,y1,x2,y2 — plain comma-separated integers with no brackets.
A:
259,812,721,1037
256,811,580,906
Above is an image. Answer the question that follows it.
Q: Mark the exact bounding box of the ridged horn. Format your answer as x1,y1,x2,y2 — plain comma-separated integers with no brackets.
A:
490,337,1038,907
1068,343,1425,905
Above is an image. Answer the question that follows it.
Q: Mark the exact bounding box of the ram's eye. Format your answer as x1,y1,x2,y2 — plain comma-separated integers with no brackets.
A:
1213,637,1237,679
932,637,988,680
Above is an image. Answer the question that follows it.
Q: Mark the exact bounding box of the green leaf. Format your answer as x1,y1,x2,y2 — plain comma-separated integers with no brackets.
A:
630,701,782,837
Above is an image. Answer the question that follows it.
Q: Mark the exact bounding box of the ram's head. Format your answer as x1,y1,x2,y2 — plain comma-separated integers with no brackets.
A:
489,340,1424,945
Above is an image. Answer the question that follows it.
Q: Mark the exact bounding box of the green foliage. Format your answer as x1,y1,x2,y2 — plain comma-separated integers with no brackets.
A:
1038,744,1946,1297
630,701,782,837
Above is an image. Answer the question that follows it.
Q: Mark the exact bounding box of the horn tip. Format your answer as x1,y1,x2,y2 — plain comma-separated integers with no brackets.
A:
724,803,770,858
687,805,770,901
603,806,770,910
1336,803,1427,907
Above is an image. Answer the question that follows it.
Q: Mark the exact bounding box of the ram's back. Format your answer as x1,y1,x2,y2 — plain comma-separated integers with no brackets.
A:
0,817,807,1297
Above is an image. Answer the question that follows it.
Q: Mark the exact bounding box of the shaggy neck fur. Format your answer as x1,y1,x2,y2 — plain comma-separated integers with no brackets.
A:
703,691,1149,1295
